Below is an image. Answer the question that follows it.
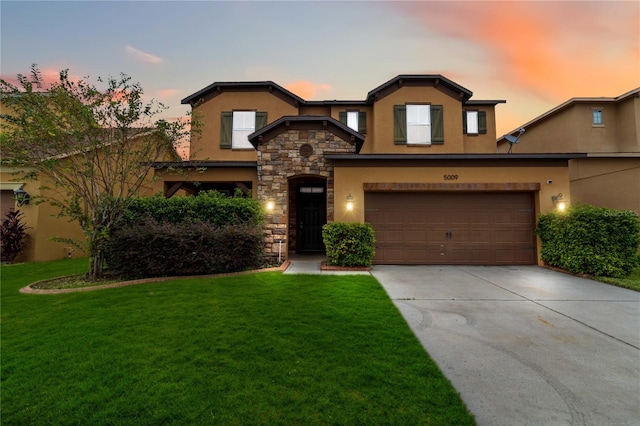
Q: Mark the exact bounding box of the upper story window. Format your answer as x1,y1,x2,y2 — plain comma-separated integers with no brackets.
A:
347,111,358,131
592,108,604,126
463,110,487,135
232,111,256,149
407,105,431,144
338,111,367,133
220,111,268,149
393,104,444,145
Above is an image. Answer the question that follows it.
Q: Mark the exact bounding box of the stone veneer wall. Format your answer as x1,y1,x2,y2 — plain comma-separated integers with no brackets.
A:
257,129,356,262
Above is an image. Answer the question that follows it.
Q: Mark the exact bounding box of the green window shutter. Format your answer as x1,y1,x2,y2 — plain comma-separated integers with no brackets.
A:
220,111,233,149
339,111,347,125
255,111,267,130
462,111,468,134
358,111,367,134
394,105,407,145
478,111,487,134
431,105,444,144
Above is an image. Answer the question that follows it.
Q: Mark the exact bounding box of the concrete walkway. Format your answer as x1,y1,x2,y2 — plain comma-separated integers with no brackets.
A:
371,265,640,426
283,255,370,275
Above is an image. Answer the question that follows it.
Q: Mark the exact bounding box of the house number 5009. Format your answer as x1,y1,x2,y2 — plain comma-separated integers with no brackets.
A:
444,174,459,180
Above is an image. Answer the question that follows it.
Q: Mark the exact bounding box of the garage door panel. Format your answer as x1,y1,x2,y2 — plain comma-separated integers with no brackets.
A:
365,192,536,265
380,229,404,243
406,230,427,242
427,211,448,224
405,211,428,225
512,211,534,224
384,211,404,224
494,229,515,243
427,230,447,242
450,211,473,224
495,249,516,263
471,212,491,225
514,230,534,244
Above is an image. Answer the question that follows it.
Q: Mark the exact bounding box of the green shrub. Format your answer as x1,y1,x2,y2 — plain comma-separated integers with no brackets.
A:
118,190,263,228
105,217,264,279
0,210,29,263
323,222,376,267
537,204,640,278
105,191,265,278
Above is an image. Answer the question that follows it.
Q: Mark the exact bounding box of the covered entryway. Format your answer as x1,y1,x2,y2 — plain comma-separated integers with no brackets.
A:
365,191,536,265
289,176,327,253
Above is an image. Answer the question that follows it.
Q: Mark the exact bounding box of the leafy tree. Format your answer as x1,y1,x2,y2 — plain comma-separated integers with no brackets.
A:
1,65,190,279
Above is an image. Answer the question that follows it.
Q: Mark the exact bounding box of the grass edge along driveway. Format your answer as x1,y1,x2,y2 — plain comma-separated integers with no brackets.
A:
1,259,474,425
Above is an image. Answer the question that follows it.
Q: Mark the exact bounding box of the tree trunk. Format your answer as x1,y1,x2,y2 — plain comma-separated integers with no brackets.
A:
88,251,104,280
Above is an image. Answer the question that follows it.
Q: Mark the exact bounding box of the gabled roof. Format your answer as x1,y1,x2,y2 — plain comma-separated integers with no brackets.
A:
182,75,501,108
465,100,506,106
181,81,305,107
366,75,474,103
248,115,365,153
498,87,640,144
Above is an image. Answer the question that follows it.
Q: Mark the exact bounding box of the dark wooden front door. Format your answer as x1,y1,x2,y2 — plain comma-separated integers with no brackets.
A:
298,193,326,252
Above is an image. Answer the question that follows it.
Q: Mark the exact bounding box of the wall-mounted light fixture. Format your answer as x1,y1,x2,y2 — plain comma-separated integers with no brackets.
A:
551,193,566,211
14,186,30,206
346,193,354,212
266,200,275,212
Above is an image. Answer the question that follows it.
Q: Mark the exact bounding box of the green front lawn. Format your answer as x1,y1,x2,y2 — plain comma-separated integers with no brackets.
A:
594,266,640,292
1,259,474,425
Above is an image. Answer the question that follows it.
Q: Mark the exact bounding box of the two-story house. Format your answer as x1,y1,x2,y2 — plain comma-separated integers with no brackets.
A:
156,75,583,265
498,88,640,213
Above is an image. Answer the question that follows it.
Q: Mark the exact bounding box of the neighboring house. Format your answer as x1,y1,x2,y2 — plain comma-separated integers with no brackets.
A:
497,88,640,213
0,130,173,263
156,74,581,265
0,165,85,262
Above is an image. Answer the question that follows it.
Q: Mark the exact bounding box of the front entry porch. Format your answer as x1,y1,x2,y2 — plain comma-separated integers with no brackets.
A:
288,176,327,254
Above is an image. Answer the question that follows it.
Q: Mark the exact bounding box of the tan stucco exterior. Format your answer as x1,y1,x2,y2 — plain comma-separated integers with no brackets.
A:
333,165,569,223
498,88,640,213
190,90,298,162
1,134,173,262
166,75,575,264
1,166,86,262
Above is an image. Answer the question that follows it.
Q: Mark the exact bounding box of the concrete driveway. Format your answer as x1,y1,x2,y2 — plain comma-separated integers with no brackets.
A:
371,265,640,426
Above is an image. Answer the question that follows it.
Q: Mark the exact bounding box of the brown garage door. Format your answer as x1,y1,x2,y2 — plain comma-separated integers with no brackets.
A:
365,192,536,265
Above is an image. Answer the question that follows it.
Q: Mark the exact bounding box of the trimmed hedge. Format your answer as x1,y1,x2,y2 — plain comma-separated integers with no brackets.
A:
323,222,376,267
105,191,265,278
118,190,263,227
105,218,263,279
537,204,640,278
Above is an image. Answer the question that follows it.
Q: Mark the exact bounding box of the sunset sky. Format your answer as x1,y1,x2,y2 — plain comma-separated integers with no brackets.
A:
1,1,638,136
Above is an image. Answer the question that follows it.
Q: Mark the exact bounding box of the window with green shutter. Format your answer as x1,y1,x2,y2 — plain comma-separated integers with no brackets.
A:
394,105,407,145
358,111,367,134
463,110,487,135
256,111,267,130
478,111,487,134
394,104,444,145
220,111,267,149
339,110,367,134
431,105,444,144
220,111,233,149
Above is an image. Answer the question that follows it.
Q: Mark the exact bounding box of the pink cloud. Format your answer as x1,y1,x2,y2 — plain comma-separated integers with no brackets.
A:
155,89,180,99
125,45,163,64
284,80,332,100
395,1,639,102
1,67,82,90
